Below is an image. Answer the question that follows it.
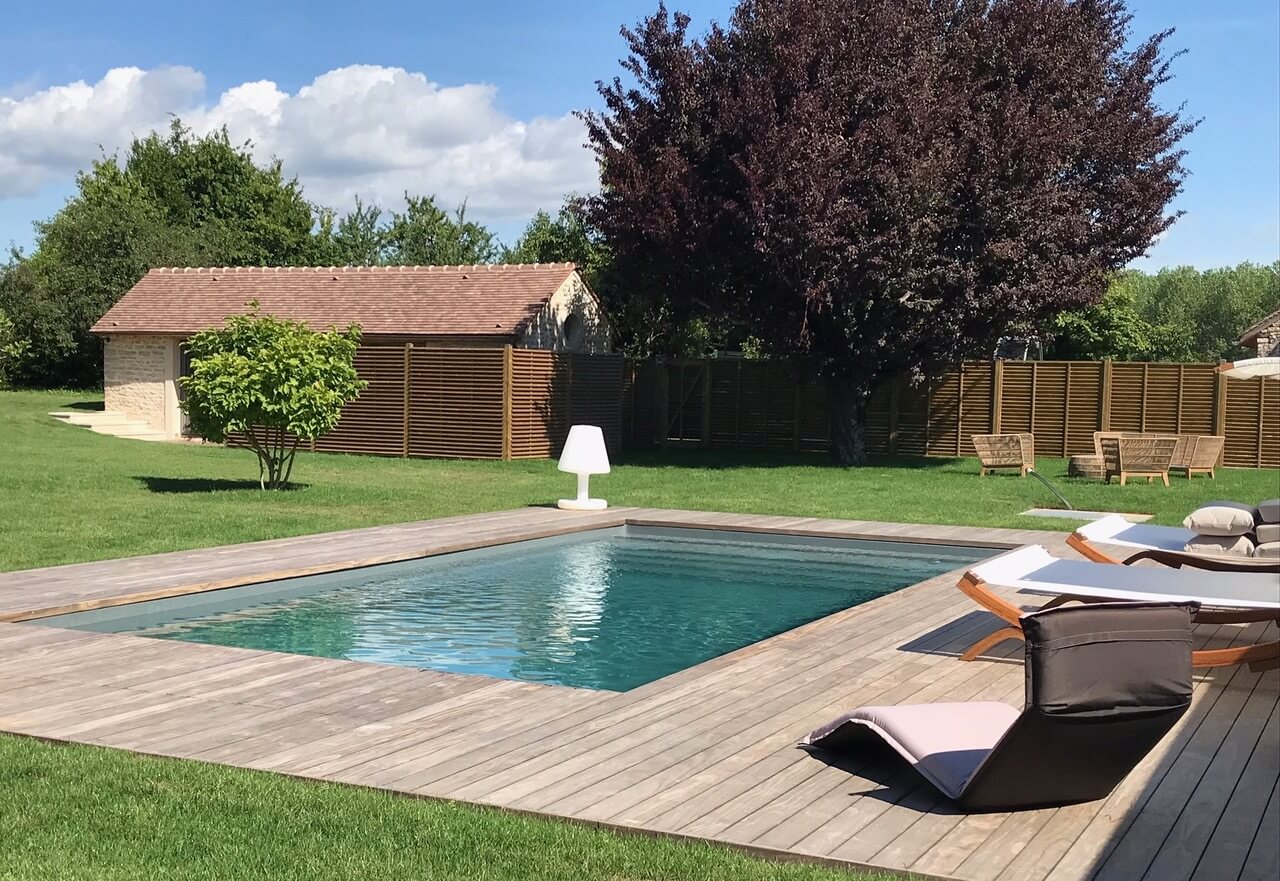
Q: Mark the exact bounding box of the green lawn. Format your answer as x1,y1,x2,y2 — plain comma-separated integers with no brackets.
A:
0,735,898,881
1,389,1270,572
2,388,1273,879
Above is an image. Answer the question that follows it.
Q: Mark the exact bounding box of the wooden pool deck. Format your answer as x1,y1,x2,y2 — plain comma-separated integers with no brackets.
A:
0,507,1275,881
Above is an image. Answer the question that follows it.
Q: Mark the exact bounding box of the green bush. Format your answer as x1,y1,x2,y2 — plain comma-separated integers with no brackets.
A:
180,307,365,489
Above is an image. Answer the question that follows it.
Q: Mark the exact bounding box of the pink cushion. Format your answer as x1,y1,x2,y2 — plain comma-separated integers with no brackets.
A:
804,702,1019,798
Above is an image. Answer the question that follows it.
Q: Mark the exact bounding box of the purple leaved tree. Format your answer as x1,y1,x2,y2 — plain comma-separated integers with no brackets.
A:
582,0,1194,464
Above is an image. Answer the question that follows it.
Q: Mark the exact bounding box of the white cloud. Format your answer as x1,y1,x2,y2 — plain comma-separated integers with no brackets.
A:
0,64,599,224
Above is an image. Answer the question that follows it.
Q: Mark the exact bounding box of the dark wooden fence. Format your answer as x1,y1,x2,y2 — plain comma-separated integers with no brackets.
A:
622,359,1279,469
264,346,624,460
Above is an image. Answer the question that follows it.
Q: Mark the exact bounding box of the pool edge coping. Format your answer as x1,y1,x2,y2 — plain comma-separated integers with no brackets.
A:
1,508,1033,624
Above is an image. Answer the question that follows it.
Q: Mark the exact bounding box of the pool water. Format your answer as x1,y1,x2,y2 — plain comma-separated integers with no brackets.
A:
45,527,988,691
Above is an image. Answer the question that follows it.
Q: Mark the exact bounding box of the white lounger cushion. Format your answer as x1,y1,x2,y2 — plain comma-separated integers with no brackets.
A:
1183,502,1257,537
970,545,1280,610
1185,535,1255,557
1256,542,1280,560
1256,524,1280,544
801,702,1020,799
1076,515,1193,552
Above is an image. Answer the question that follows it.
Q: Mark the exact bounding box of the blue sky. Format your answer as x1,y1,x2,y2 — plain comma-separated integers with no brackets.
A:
1,0,1276,267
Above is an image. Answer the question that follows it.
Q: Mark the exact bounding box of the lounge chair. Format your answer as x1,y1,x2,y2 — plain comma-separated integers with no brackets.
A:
1067,514,1279,572
802,602,1196,811
956,545,1280,669
1100,435,1178,486
971,433,1034,477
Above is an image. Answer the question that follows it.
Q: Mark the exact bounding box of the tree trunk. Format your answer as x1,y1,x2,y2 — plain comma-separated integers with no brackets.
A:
827,382,871,466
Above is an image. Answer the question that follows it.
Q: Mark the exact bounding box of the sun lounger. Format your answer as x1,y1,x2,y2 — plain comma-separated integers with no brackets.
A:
802,602,1196,811
1067,514,1280,573
957,545,1280,669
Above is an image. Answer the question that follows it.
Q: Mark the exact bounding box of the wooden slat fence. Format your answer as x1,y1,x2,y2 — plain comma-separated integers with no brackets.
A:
232,346,623,460
623,358,1279,468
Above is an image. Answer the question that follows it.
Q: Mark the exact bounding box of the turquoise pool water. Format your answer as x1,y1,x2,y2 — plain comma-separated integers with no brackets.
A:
44,527,988,691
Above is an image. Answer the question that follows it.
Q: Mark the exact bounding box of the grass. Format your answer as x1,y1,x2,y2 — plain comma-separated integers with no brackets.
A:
3,387,1271,572
0,735,901,881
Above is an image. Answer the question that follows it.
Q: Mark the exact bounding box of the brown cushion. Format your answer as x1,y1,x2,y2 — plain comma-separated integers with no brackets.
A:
1256,523,1280,544
1185,535,1256,557
1257,499,1280,524
1255,542,1280,560
1183,502,1257,536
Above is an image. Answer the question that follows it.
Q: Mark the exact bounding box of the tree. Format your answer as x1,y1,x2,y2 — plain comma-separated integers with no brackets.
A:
583,0,1193,463
0,307,30,388
0,121,322,386
1046,263,1280,361
1046,282,1152,361
180,307,365,490
383,196,498,265
504,203,609,277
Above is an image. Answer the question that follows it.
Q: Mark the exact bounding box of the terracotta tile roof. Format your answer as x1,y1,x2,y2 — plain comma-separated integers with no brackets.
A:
90,264,580,337
1239,308,1280,346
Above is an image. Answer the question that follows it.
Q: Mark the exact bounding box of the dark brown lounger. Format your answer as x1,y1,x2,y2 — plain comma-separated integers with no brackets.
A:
800,602,1196,811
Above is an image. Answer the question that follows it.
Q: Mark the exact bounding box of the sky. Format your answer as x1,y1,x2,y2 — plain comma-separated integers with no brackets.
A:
0,0,1276,267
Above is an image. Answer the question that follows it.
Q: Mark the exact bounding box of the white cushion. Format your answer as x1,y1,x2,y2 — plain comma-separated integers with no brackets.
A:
1254,542,1280,560
1256,523,1280,545
1185,535,1256,558
1183,502,1257,536
1257,499,1280,524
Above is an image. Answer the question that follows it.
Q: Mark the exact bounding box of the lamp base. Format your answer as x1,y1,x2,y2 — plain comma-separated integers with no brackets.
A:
557,498,608,511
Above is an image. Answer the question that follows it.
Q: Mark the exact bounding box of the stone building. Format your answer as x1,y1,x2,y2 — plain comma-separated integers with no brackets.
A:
1239,308,1280,358
89,263,610,438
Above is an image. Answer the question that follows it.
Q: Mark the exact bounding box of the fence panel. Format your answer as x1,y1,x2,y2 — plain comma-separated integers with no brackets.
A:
624,357,1277,468
407,348,505,459
313,346,407,456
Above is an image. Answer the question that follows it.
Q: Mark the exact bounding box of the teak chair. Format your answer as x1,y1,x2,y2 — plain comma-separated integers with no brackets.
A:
971,433,1034,477
1168,435,1225,480
955,545,1280,670
802,602,1196,811
1100,435,1178,486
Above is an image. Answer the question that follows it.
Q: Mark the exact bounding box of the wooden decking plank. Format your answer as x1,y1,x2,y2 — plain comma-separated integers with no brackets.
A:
1237,779,1279,881
1187,701,1280,881
1135,678,1278,881
1039,624,1276,881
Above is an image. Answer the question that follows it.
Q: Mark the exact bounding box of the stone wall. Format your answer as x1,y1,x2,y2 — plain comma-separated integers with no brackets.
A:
103,335,173,431
520,273,612,354
1252,319,1280,356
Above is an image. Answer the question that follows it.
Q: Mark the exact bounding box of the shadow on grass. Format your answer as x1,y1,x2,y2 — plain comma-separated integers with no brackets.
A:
615,448,961,471
60,400,104,411
134,476,310,493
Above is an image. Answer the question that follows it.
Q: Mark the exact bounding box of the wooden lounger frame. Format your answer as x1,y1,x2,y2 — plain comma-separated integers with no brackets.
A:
957,571,1280,672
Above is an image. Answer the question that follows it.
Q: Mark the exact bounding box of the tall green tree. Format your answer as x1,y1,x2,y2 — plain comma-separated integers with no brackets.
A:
0,121,322,386
1047,262,1280,361
583,0,1193,464
383,196,498,265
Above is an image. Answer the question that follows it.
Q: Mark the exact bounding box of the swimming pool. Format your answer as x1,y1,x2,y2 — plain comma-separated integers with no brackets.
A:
42,526,991,691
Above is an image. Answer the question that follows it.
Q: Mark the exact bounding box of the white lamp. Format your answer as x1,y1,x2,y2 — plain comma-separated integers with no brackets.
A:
557,424,611,510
